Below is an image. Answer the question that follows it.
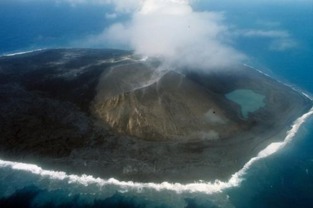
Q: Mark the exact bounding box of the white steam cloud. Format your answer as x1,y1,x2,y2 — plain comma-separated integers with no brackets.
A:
91,0,247,69
63,0,298,66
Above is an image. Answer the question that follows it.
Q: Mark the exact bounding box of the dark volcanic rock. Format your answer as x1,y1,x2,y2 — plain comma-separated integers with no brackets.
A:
0,48,312,183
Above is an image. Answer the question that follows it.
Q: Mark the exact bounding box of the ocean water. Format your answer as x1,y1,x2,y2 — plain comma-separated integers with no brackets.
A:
0,1,313,207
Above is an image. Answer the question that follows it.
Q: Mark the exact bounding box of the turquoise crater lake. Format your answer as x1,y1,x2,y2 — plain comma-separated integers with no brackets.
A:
226,89,266,119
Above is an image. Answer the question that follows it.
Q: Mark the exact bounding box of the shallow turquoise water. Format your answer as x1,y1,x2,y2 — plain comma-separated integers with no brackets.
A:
226,89,266,119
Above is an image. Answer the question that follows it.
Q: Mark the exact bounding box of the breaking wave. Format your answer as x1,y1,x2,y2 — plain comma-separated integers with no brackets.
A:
0,54,312,202
0,106,312,196
1,49,46,57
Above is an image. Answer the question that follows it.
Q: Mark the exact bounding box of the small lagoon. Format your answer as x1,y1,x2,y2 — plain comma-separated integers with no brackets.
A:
226,89,266,119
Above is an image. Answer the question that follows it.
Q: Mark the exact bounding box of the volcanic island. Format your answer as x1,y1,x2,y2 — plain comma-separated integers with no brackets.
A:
0,49,312,183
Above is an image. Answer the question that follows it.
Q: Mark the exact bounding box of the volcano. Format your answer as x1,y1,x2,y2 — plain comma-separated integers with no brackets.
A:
0,49,311,182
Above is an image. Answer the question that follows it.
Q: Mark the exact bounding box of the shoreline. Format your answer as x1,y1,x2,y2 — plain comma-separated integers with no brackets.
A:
0,106,312,194
0,48,312,185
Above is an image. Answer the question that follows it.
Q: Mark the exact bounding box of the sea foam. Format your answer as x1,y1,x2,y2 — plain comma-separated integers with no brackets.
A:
1,49,46,57
0,105,312,195
0,60,312,196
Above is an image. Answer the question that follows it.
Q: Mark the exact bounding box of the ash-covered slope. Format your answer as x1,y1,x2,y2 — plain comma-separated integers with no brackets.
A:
94,64,243,141
0,49,312,182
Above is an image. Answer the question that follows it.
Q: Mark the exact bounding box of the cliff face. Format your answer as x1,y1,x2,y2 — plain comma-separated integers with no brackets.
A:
93,64,242,141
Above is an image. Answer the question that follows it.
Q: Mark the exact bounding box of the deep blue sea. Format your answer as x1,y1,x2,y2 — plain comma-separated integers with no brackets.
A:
0,1,312,207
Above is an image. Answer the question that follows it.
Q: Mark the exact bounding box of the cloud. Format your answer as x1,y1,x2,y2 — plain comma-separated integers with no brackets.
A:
269,38,297,51
238,29,290,38
92,0,246,70
105,12,118,19
59,0,141,13
235,29,297,51
61,0,299,66
202,0,312,4
65,0,297,60
105,0,141,13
